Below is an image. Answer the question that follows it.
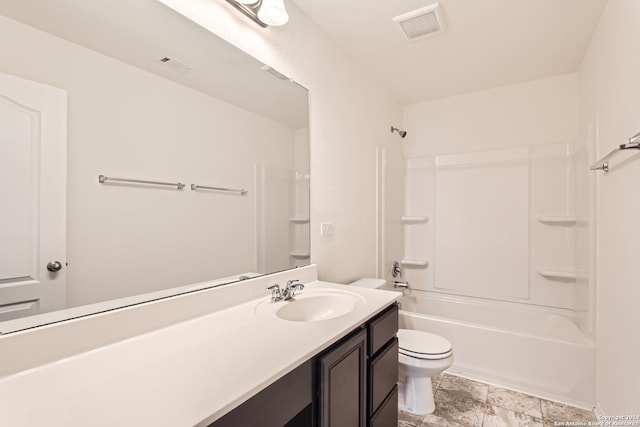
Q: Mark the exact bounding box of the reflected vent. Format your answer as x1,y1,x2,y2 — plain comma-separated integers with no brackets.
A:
392,3,444,41
260,65,292,82
159,57,191,73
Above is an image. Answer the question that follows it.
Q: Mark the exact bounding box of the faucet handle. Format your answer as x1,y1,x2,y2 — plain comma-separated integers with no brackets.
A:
267,284,282,302
286,279,304,297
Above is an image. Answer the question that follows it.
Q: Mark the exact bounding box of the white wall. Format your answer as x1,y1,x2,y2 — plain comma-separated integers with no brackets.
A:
158,0,404,284
403,74,579,157
0,15,297,306
579,0,640,414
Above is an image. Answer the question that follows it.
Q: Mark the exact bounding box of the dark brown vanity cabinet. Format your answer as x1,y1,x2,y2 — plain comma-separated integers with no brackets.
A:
208,303,398,427
209,359,314,427
366,304,399,427
318,328,368,427
317,303,399,427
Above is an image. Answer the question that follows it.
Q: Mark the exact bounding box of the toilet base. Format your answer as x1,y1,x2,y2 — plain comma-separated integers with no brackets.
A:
398,367,435,415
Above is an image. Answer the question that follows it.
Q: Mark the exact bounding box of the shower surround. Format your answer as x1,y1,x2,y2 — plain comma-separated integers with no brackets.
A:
396,140,596,407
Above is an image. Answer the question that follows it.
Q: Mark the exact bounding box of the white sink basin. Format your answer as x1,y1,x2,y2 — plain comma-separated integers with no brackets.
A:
255,289,366,322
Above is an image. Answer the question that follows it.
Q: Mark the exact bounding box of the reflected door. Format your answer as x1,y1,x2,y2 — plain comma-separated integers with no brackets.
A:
0,72,67,322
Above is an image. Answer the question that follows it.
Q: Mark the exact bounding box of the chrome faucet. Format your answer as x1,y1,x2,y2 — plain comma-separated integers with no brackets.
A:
267,279,305,302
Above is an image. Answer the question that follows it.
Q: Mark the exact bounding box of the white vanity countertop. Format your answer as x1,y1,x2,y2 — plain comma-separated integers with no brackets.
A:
0,281,399,427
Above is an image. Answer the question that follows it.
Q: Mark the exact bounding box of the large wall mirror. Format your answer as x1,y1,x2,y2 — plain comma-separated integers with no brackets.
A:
0,0,310,333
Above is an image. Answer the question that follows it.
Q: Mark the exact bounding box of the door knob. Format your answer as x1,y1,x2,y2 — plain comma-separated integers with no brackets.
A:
47,261,63,272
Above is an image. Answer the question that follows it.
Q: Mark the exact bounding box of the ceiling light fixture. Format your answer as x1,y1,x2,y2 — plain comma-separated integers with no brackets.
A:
225,0,289,27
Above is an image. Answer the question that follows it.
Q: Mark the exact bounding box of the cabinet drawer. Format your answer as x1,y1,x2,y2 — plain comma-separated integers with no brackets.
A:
368,337,398,416
368,303,398,356
369,385,398,427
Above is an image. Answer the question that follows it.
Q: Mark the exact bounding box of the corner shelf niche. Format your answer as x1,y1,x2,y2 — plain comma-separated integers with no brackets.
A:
290,217,310,223
401,259,429,268
536,269,577,281
401,216,429,224
290,252,310,258
537,216,588,225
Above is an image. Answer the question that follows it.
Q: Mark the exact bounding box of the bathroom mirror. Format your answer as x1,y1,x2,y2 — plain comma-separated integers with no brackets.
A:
0,0,310,333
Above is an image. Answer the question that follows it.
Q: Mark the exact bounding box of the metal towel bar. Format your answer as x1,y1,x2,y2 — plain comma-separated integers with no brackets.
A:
590,131,640,172
190,184,247,195
98,175,185,189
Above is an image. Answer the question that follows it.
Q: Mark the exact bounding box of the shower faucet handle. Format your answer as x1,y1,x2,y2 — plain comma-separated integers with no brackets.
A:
392,260,402,278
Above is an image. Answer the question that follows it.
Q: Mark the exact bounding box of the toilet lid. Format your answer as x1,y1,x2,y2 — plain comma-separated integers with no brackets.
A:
398,329,452,358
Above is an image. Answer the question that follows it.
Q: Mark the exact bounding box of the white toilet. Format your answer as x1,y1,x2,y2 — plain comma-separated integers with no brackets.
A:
349,278,454,415
397,328,453,414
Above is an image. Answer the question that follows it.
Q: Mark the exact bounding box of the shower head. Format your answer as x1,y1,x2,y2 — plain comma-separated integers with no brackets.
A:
391,126,407,138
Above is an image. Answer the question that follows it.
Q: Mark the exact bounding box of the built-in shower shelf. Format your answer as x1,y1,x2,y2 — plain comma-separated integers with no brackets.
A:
290,252,310,258
289,217,310,223
401,216,429,223
537,216,588,225
401,259,429,267
536,269,577,280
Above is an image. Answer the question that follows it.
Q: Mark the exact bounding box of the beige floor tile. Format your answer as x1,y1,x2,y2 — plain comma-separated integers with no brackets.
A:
487,386,542,419
439,374,490,403
483,405,544,427
434,388,487,427
421,413,468,427
399,409,426,427
541,400,596,423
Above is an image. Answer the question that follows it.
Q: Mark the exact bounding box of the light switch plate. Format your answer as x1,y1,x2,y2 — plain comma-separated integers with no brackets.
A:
320,223,334,236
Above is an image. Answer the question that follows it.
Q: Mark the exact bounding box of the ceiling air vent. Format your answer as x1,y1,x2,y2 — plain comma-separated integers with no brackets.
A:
159,57,191,73
392,3,444,41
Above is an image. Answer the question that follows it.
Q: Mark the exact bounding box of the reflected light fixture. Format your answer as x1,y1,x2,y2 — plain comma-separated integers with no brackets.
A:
225,0,289,27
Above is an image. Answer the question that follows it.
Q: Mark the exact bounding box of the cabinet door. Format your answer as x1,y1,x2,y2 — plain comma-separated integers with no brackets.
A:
318,329,367,427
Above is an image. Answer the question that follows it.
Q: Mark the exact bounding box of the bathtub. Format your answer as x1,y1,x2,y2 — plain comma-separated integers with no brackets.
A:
396,290,596,409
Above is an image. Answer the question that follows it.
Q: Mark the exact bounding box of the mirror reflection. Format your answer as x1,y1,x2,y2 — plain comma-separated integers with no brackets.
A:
0,0,310,333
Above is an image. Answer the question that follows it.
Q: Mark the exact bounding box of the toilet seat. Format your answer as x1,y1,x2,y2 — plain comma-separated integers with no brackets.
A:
398,329,453,360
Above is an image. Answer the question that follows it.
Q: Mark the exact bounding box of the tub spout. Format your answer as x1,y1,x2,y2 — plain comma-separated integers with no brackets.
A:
394,281,410,289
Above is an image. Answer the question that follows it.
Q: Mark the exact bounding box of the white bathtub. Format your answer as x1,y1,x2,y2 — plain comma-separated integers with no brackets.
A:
397,290,596,409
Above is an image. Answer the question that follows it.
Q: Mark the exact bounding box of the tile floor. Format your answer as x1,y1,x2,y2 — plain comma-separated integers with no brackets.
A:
399,373,598,427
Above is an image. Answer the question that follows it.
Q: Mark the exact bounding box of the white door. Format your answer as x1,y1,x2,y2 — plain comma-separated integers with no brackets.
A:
0,71,67,322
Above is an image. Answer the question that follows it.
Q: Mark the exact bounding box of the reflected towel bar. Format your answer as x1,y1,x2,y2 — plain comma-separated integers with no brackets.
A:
190,184,247,195
98,175,185,189
590,131,640,172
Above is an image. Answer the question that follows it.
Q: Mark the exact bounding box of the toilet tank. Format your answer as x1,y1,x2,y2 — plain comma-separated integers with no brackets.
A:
349,278,387,289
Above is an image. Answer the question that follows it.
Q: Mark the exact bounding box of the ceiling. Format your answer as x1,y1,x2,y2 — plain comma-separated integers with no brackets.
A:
290,0,608,104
